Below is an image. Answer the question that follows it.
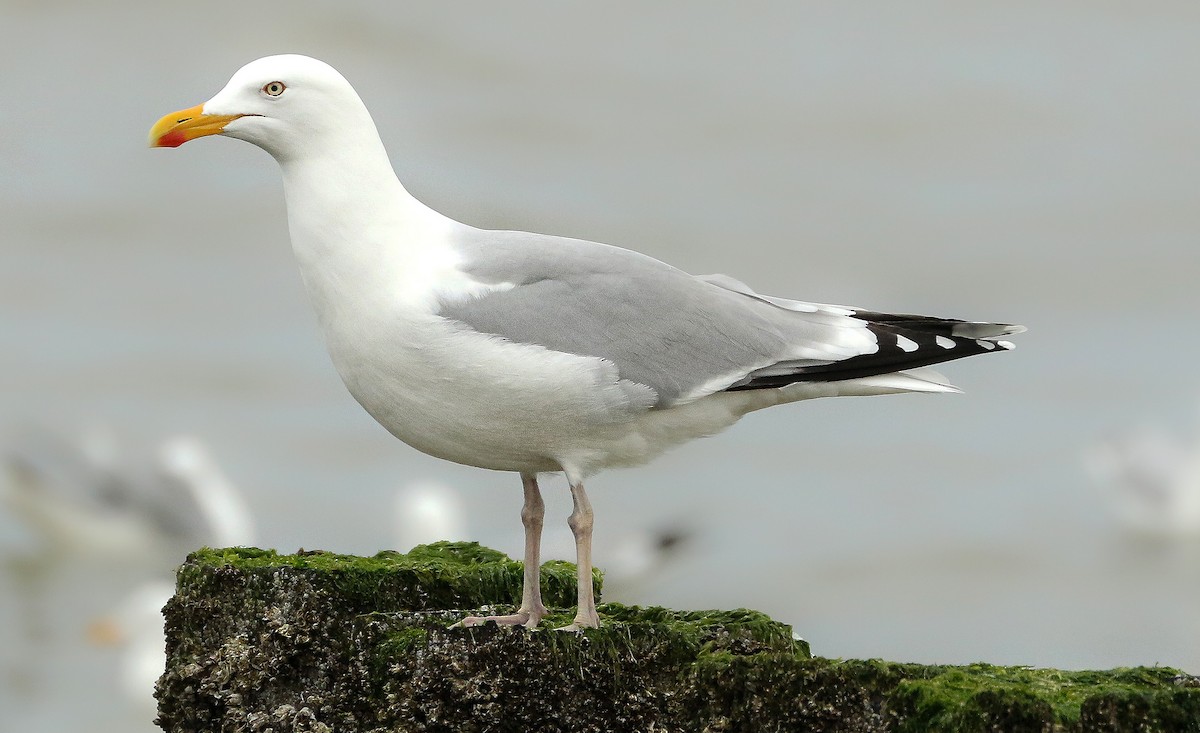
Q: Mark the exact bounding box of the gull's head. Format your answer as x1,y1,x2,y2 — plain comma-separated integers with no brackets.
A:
149,54,375,160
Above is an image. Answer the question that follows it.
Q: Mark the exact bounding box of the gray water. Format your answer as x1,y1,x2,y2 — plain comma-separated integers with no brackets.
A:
3,2,1200,730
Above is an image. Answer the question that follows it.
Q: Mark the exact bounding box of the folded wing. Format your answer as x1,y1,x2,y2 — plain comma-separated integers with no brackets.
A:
441,229,1021,407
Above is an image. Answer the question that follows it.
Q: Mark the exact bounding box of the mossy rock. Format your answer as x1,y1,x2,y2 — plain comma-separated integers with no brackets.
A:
156,543,1200,732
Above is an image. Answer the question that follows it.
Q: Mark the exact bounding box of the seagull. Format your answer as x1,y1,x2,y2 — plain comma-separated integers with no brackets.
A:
149,54,1022,629
87,579,176,723
394,479,469,549
543,521,695,603
1085,422,1200,539
1,426,256,562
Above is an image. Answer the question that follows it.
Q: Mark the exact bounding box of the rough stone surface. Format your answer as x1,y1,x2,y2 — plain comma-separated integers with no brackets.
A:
157,544,1200,733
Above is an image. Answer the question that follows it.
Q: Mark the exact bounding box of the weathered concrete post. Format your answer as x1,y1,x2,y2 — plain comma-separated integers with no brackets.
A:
156,543,1200,732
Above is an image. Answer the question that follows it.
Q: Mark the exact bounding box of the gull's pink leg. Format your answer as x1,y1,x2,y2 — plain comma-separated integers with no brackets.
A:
455,473,549,629
559,477,600,629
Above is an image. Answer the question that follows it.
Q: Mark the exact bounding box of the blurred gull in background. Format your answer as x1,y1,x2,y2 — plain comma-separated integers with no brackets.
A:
540,520,695,603
1,426,257,563
2,425,164,559
1085,419,1200,540
157,435,257,550
0,426,258,728
596,523,694,602
0,425,260,723
394,480,469,549
86,579,176,723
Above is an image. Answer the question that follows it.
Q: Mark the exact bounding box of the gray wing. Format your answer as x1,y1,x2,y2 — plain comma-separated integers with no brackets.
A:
441,230,869,406
442,229,1021,407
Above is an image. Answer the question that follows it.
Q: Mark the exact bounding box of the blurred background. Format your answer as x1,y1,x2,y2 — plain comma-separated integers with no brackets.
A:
3,1,1200,730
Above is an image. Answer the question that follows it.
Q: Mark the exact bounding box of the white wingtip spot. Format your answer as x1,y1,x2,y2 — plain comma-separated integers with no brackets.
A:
863,330,880,355
895,335,919,353
978,340,996,350
997,340,1015,350
935,336,955,349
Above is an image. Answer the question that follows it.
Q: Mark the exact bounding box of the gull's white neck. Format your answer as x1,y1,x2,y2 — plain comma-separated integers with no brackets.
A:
277,136,447,263
275,129,461,319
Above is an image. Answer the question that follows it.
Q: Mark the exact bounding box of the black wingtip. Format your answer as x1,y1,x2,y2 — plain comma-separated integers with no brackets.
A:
726,314,1019,391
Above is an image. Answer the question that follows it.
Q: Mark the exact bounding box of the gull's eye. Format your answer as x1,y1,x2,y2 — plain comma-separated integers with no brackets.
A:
262,81,286,97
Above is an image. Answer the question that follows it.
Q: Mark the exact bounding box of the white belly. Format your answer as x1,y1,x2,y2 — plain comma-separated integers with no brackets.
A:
323,306,627,472
319,304,775,477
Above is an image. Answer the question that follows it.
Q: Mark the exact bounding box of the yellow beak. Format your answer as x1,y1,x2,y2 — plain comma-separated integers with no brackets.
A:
148,104,244,148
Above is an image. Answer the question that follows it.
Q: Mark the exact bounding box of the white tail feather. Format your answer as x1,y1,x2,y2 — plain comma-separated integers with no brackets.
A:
838,367,962,396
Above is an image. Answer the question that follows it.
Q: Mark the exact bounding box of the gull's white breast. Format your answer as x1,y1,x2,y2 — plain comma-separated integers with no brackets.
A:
287,209,691,475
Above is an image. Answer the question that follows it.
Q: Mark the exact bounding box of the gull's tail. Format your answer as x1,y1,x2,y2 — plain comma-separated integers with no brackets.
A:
728,311,1024,391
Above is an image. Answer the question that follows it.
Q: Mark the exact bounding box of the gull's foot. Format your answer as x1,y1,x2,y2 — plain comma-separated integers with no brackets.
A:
554,609,600,631
450,606,548,630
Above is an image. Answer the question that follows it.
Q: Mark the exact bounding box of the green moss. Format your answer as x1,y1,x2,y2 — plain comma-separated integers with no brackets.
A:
400,542,508,565
181,541,600,612
186,542,505,573
885,662,1198,732
602,603,804,656
363,603,802,684
681,654,1200,732
379,626,429,655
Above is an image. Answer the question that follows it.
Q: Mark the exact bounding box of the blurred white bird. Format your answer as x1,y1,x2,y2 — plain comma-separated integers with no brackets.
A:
157,435,256,549
2,428,257,726
1,426,257,562
393,480,469,549
87,579,175,725
541,521,694,602
1085,421,1200,539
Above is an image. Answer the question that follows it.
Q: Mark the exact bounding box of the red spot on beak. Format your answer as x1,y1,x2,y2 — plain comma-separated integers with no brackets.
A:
157,130,187,148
